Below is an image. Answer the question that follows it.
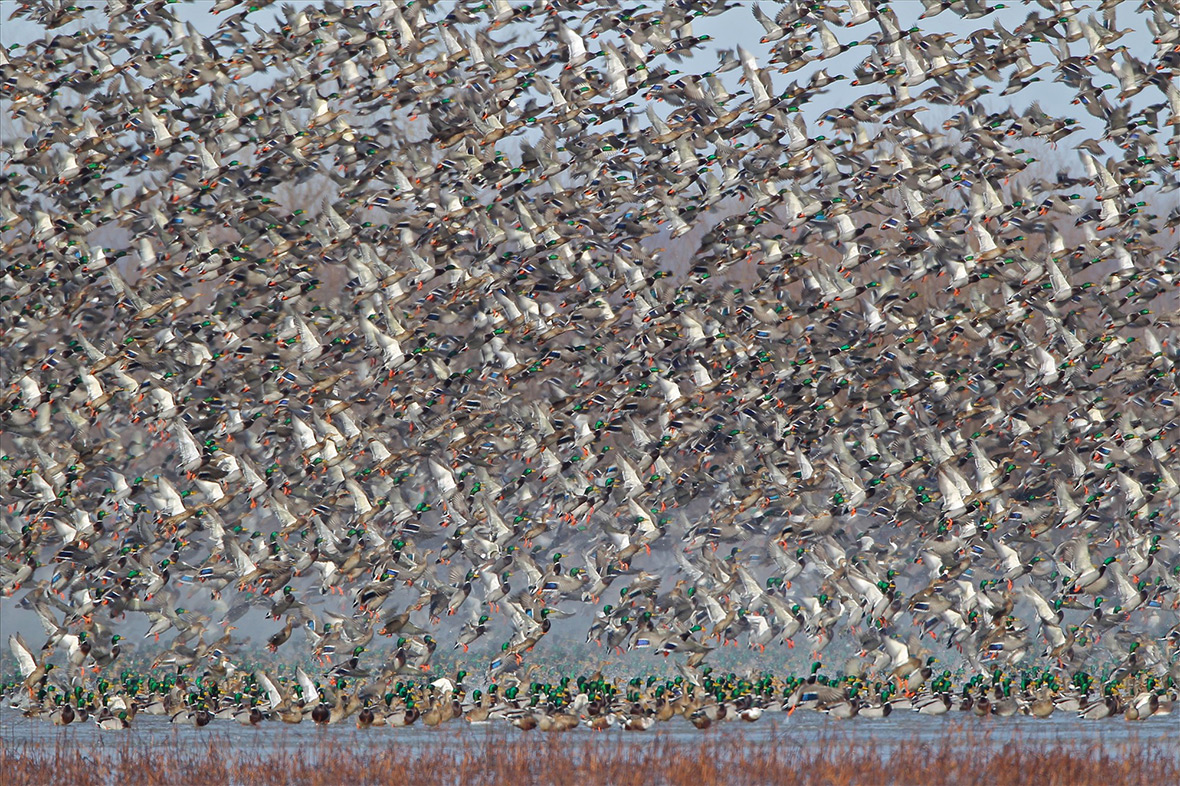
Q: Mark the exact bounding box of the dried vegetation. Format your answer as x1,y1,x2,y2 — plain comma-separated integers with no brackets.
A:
2,728,1175,786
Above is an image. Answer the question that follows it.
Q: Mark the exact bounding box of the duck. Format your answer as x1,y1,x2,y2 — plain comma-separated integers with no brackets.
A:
509,712,538,731
385,701,421,728
95,708,130,730
824,698,860,719
913,694,952,716
7,634,53,697
232,703,264,727
1080,696,1120,720
1123,692,1158,721
538,708,579,732
623,710,655,732
857,700,892,719
310,702,332,725
49,699,75,726
1027,689,1055,719
170,705,212,727
463,690,492,724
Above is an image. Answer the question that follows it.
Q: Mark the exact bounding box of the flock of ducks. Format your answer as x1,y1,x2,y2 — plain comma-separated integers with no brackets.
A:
6,663,1176,730
2,0,1180,727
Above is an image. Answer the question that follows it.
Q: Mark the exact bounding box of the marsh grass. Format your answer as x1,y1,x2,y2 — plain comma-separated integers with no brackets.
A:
1,727,1175,786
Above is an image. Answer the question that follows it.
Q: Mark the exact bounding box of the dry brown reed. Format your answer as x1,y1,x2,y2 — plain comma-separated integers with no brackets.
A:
1,729,1175,786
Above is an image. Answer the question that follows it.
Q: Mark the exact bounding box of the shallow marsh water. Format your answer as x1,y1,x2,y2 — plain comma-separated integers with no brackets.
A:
2,706,1176,756
3,708,1178,786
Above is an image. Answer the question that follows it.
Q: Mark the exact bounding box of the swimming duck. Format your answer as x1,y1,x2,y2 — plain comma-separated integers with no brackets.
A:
49,699,75,726
95,708,130,731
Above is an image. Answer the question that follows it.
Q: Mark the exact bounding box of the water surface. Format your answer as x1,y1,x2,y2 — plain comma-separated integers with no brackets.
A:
2,707,1175,758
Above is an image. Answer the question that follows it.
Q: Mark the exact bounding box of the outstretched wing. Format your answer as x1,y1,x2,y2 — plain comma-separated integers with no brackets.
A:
9,633,38,678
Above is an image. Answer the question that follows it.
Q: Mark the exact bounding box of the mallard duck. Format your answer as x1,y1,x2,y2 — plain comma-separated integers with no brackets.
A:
277,705,305,724
538,710,579,732
586,713,614,731
266,618,296,653
509,712,538,731
824,699,858,719
914,694,952,715
8,634,53,697
623,712,654,731
171,708,213,727
1079,696,1119,720
233,704,264,726
95,709,130,730
385,702,420,727
356,705,376,729
464,690,492,724
49,701,75,726
1027,689,1055,718
1124,693,1158,721
858,701,892,719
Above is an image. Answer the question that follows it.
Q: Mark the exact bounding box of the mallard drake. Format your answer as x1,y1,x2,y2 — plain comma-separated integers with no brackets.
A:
1080,696,1119,720
385,702,420,727
914,694,952,715
738,705,764,722
233,704,264,726
824,699,858,719
171,708,213,727
8,634,53,697
356,705,376,729
622,712,654,731
95,709,130,730
990,687,1019,718
49,701,75,726
858,701,892,719
464,690,492,724
310,703,332,725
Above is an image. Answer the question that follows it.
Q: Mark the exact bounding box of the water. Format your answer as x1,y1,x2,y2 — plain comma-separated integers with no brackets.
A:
2,707,1176,759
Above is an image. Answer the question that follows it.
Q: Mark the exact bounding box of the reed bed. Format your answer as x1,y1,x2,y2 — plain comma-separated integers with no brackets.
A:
2,728,1176,786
